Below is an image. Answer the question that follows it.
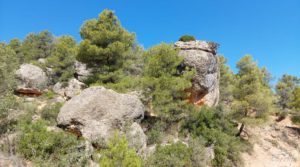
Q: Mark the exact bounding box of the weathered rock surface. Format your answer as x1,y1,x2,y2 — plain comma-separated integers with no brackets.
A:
175,40,219,107
74,61,92,82
53,78,86,99
126,122,147,155
15,64,48,96
57,86,145,142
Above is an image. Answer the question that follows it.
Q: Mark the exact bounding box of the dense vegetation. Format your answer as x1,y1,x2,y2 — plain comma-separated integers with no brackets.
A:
0,9,299,167
179,35,196,42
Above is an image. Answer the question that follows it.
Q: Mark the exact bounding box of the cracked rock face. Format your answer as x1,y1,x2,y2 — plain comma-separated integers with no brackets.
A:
57,86,145,142
175,40,219,107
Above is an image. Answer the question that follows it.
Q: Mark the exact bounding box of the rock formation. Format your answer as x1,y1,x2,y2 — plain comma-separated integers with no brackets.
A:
15,64,48,96
74,61,92,82
57,86,145,144
175,40,219,107
53,78,86,99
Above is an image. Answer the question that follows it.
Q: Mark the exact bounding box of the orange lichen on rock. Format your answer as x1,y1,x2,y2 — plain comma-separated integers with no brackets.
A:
187,88,207,106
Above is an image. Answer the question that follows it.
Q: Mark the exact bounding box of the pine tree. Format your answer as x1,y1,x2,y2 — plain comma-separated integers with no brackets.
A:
275,74,300,109
142,43,194,121
77,9,135,85
46,36,77,84
232,55,275,136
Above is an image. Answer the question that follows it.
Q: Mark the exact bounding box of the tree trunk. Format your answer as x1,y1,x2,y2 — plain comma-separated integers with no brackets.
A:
236,123,245,137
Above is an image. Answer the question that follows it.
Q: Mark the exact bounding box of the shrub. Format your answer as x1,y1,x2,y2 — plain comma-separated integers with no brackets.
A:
99,132,142,167
291,112,300,125
17,120,89,166
145,142,192,167
182,106,247,167
179,35,196,42
41,103,62,125
0,93,19,136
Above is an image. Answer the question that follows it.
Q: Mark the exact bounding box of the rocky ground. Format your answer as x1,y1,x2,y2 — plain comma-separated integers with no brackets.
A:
242,116,300,167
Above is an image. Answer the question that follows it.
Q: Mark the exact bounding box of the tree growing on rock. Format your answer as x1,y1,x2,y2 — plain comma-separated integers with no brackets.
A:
232,55,275,136
76,9,135,86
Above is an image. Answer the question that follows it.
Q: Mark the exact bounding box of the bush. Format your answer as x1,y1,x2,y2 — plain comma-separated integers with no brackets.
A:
145,142,192,167
182,106,247,167
179,35,196,42
99,132,142,167
17,120,89,166
0,93,19,136
291,112,300,125
41,103,62,125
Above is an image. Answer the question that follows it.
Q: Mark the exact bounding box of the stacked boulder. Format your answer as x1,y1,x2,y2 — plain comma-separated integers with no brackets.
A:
175,40,220,107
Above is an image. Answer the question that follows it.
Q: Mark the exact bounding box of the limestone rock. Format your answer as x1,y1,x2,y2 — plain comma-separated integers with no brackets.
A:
74,61,92,82
15,64,48,96
53,78,86,99
175,40,219,107
126,122,147,155
57,86,145,142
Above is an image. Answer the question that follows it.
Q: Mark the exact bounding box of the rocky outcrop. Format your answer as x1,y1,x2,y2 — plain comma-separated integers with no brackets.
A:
175,40,219,107
57,86,145,143
74,61,92,82
53,78,86,99
126,122,147,155
15,64,48,96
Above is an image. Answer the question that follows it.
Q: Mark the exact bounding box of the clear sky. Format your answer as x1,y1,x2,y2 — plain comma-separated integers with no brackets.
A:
0,0,299,84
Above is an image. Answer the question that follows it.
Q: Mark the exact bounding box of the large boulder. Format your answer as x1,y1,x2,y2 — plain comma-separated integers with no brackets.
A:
15,64,48,96
175,40,219,107
57,86,145,143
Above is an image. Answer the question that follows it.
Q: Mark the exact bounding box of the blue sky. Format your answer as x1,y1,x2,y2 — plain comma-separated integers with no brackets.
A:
0,0,299,84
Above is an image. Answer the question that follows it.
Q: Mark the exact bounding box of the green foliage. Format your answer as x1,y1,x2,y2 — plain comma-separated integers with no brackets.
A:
219,55,236,105
21,30,54,63
46,36,77,84
182,106,246,167
142,43,194,121
145,142,193,167
144,120,166,145
276,74,300,109
179,35,196,42
0,43,19,94
77,9,136,88
17,120,88,166
99,132,142,167
0,93,19,136
41,103,62,125
43,90,55,99
290,87,300,125
9,38,24,63
289,86,300,110
232,55,275,135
